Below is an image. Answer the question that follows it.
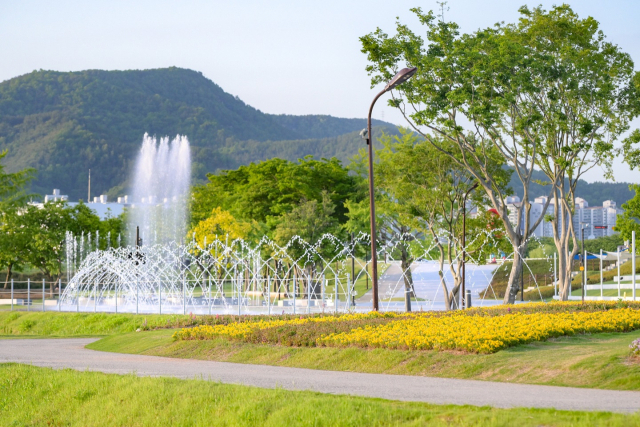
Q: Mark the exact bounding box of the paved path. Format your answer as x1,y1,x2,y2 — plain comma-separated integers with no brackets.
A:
2,338,640,413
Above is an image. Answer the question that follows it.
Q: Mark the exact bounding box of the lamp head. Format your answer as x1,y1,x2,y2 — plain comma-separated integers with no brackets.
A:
384,67,418,91
359,128,369,140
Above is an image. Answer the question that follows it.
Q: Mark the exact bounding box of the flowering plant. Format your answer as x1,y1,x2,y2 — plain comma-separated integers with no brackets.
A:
630,338,640,357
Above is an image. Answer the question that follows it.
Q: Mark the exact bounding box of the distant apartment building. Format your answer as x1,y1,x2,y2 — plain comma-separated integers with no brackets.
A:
43,189,68,202
36,189,129,220
504,196,622,240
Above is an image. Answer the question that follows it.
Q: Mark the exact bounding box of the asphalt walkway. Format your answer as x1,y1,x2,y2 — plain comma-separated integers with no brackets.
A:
2,338,639,413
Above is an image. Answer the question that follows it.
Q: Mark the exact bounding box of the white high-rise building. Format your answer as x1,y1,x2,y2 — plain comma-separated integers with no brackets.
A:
508,196,622,239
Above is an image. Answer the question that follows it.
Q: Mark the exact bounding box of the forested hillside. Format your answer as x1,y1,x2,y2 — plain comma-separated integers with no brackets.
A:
0,67,396,199
0,67,633,205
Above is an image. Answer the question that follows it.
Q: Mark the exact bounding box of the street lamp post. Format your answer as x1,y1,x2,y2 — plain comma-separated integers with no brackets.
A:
363,67,417,311
580,223,589,303
461,182,478,309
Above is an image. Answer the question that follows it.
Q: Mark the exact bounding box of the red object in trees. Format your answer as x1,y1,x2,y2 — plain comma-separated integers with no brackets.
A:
486,209,503,239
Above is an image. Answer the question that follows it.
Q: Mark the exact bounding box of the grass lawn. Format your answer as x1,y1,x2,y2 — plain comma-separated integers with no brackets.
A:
571,287,639,298
0,311,191,336
1,364,638,427
5,308,640,392
89,328,640,391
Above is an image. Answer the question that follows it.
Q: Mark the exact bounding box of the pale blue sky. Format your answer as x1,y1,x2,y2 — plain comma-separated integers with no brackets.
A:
1,0,638,182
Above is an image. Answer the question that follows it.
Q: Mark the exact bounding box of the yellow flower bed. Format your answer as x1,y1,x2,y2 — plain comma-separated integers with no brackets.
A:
172,302,640,353
172,311,401,341
318,308,640,353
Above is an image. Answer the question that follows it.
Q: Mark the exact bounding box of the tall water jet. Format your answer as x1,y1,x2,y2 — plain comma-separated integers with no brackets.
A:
128,133,191,245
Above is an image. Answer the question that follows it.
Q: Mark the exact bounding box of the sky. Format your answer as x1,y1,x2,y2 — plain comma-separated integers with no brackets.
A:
1,0,639,183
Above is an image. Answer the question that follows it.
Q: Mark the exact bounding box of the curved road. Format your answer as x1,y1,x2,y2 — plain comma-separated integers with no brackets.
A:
1,338,639,413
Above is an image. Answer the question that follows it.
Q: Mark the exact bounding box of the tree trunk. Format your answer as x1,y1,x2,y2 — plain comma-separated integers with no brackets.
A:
3,263,13,289
400,244,415,312
503,240,524,304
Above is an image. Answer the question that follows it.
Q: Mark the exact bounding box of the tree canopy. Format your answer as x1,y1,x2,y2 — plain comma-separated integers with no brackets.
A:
191,156,363,239
360,4,640,302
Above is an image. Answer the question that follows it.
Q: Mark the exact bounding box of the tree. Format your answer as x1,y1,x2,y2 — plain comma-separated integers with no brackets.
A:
0,210,31,288
614,184,640,241
274,191,339,258
498,6,640,300
190,207,254,248
191,156,362,238
374,129,509,310
0,150,34,287
17,202,110,281
359,5,638,302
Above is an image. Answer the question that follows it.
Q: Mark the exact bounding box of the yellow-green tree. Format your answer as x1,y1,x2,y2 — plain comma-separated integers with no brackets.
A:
190,207,253,248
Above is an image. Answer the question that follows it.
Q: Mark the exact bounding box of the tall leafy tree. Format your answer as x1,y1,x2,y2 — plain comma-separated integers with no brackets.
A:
499,6,640,300
375,129,509,310
360,5,638,302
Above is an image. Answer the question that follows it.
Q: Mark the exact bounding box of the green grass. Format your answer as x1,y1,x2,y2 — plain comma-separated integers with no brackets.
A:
571,288,639,297
89,328,640,391
1,364,638,426
0,311,192,337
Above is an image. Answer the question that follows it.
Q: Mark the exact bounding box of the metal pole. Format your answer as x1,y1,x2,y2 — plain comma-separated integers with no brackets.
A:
350,232,355,287
366,90,385,311
553,252,557,297
633,230,636,301
238,265,241,316
581,226,585,303
42,278,45,312
321,274,326,311
27,278,30,312
307,275,311,314
267,273,271,316
618,248,621,298
346,273,351,311
461,183,478,309
584,250,588,302
334,277,338,314
600,248,603,299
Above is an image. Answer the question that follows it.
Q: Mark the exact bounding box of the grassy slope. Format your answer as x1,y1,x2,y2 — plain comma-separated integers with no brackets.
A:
1,364,637,427
89,328,640,391
0,311,191,336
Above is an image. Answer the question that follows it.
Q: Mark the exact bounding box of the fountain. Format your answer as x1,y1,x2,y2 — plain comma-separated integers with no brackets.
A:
58,134,554,314
128,133,190,246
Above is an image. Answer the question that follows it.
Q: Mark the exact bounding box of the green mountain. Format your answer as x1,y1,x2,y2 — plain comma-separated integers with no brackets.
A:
0,67,634,206
0,67,396,200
